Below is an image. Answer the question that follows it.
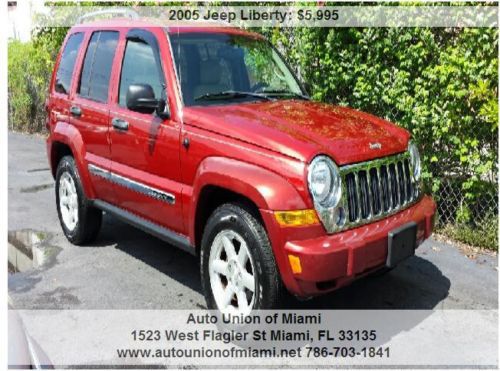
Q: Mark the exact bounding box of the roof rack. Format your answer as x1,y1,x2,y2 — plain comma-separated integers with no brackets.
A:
76,8,140,24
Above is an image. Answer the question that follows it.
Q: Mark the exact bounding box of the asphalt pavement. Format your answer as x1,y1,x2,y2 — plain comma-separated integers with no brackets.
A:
8,131,498,310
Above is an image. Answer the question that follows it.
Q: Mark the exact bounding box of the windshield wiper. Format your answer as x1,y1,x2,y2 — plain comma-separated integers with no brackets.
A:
194,90,273,102
256,90,310,100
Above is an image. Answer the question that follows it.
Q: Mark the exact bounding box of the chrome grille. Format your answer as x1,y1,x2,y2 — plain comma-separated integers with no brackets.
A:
340,153,419,227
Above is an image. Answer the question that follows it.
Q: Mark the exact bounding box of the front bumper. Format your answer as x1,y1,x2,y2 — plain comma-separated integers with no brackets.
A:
264,195,436,297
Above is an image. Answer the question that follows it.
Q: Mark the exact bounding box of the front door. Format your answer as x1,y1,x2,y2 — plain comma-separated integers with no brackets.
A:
109,29,183,234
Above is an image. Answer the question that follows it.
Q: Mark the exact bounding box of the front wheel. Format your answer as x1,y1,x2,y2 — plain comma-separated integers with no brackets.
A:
200,204,284,315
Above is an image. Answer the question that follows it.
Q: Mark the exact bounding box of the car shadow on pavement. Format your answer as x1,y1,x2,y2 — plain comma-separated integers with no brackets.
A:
94,215,202,295
92,214,450,310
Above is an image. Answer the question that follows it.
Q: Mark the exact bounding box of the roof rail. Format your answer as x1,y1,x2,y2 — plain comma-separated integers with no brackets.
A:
76,8,140,24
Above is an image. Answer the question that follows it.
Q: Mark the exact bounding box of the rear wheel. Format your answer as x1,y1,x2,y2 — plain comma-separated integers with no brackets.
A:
55,156,102,245
200,203,284,315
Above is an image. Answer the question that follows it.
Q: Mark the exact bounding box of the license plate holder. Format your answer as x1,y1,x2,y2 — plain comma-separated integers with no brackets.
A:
386,222,417,268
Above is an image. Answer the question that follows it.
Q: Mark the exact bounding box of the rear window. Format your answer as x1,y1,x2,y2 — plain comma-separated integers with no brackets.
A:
78,31,119,103
54,33,84,95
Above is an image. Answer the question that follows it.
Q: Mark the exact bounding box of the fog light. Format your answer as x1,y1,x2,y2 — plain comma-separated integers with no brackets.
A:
274,210,319,227
288,255,302,274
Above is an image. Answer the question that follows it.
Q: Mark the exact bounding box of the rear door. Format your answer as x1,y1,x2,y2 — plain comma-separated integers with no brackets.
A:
70,30,120,202
109,28,184,234
48,31,84,144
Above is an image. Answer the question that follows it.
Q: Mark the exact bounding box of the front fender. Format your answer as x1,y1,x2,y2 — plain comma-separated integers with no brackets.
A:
193,155,306,206
50,121,95,199
189,156,307,236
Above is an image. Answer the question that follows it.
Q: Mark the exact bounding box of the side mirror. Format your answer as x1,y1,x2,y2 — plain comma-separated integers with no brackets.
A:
126,84,170,119
126,84,156,114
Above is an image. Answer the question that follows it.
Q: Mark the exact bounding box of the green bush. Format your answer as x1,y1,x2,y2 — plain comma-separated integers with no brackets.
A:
8,37,56,133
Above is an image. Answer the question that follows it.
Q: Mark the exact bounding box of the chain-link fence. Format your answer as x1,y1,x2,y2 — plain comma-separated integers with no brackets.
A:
431,178,498,250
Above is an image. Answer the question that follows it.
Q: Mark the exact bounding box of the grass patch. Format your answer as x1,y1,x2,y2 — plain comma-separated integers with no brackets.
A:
437,215,498,251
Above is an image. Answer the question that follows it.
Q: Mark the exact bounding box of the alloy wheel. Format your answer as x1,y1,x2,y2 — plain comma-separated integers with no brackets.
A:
208,230,256,315
59,172,79,231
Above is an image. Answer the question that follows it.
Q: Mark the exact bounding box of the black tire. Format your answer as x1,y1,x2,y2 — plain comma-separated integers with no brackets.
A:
55,156,102,245
200,203,284,312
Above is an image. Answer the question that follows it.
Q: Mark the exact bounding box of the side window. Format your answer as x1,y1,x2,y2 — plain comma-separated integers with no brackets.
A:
54,33,83,94
78,31,119,103
119,39,163,107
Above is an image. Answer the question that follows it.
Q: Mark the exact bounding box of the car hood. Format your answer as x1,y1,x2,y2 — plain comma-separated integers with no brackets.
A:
183,100,410,165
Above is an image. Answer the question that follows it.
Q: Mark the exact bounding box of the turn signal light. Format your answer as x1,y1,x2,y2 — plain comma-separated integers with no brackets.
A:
274,209,320,227
288,255,302,274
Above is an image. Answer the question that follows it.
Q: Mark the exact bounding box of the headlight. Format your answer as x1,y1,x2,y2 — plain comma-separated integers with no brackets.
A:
408,141,421,181
307,156,342,208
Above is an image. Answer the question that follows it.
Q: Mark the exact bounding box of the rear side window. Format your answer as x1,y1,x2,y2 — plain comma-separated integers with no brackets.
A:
119,39,163,107
78,31,119,103
54,33,84,94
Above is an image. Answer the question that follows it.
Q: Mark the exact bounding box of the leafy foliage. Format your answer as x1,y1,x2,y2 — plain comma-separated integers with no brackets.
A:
8,37,56,133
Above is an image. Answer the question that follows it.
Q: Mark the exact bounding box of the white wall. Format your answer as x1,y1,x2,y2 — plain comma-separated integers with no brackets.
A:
8,0,46,42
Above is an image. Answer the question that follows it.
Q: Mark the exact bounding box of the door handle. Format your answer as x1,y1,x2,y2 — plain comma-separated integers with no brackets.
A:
70,106,81,117
112,117,129,131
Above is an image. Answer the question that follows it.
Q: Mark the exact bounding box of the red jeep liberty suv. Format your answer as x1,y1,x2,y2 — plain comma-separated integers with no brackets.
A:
46,18,436,314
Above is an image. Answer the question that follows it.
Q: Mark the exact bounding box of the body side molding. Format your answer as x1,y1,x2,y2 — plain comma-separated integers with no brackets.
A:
88,164,175,204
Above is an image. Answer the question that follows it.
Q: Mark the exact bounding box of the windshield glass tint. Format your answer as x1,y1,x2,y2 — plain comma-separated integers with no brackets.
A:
169,32,303,106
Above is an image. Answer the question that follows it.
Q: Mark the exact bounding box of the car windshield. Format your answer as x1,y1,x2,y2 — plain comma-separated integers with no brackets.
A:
169,32,305,106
